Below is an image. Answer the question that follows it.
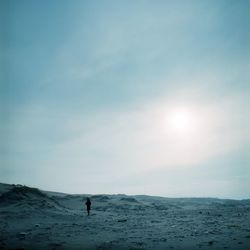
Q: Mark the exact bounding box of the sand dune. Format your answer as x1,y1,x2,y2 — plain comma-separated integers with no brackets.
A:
0,183,250,249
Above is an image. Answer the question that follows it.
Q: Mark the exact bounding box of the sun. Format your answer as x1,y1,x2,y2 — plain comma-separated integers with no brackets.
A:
165,107,196,135
171,109,192,130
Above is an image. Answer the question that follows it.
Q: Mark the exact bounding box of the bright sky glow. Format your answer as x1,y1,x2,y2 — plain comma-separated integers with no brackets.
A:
1,0,250,199
171,110,192,131
166,107,196,134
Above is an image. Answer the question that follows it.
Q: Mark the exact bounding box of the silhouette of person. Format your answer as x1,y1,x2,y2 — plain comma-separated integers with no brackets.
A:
85,197,91,216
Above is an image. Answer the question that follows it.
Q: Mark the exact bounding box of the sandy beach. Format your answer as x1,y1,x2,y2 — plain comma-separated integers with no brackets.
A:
0,183,250,250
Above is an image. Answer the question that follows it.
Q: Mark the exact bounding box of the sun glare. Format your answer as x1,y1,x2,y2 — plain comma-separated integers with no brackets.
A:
165,107,196,136
171,110,192,130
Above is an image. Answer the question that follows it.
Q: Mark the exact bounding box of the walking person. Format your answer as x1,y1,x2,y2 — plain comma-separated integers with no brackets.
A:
85,197,91,216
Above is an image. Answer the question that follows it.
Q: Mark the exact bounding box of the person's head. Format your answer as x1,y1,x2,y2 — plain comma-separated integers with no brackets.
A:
87,197,90,201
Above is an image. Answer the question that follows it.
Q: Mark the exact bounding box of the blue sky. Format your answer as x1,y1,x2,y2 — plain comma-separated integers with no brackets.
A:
1,0,250,198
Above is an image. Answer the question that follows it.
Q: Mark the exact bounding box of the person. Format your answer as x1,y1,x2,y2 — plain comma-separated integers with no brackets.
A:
85,197,91,216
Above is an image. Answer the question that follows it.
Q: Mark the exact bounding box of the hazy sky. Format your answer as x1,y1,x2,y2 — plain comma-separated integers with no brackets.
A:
1,0,250,198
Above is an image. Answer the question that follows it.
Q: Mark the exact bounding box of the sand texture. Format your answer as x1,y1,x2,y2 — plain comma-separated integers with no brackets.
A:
1,183,250,250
